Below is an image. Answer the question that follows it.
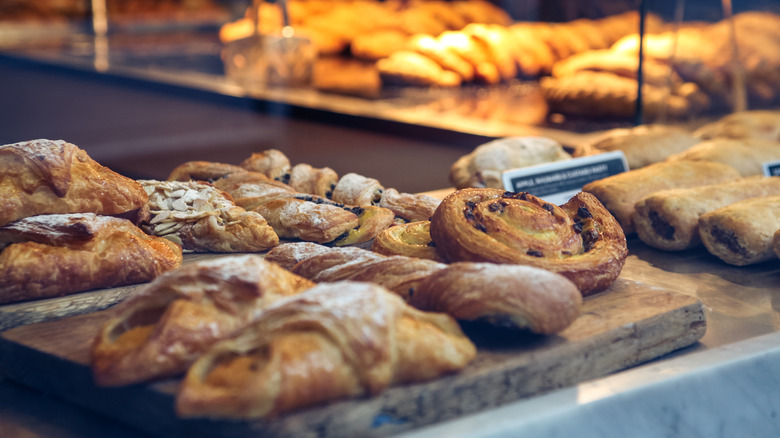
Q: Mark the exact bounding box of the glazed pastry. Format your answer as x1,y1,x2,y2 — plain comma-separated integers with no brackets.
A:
665,138,780,177
450,136,571,189
239,149,292,181
582,160,742,234
429,189,627,296
287,163,339,198
378,188,440,223
0,139,148,227
694,110,780,141
91,255,314,386
698,195,780,266
371,220,445,262
634,176,780,251
166,161,248,183
266,242,582,334
0,213,181,305
176,282,476,419
575,124,700,170
138,180,279,252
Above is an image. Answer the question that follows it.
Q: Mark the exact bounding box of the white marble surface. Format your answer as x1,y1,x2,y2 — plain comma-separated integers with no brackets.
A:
398,331,780,438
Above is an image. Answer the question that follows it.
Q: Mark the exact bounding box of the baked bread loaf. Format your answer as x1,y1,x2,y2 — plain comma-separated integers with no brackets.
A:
634,176,780,251
698,195,780,266
450,136,571,189
138,180,279,252
665,138,780,177
575,124,700,170
0,139,148,227
91,255,314,386
582,160,742,234
428,189,627,295
0,213,181,305
176,281,476,419
266,242,583,334
371,220,445,262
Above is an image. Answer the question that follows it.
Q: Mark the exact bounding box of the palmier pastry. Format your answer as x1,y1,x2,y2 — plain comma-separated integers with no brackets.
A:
698,195,780,266
266,242,582,334
0,139,147,227
371,220,445,262
633,176,780,251
582,161,742,234
91,255,314,386
0,213,181,305
139,180,279,252
429,189,628,295
176,282,476,419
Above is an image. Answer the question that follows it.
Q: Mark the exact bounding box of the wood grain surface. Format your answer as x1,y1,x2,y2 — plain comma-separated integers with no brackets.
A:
0,277,706,438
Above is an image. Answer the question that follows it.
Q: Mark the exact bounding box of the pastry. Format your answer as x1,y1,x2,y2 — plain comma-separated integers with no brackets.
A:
266,242,583,334
91,255,314,386
407,34,475,82
575,124,700,170
371,220,445,262
377,50,462,87
176,281,476,419
666,138,780,177
0,213,181,305
138,180,279,252
166,161,248,183
634,176,780,251
0,139,148,227
429,189,627,295
287,163,339,198
330,172,384,206
693,110,780,141
437,30,500,85
351,29,410,61
450,136,572,189
462,23,518,81
378,188,440,223
698,195,780,266
239,149,292,181
582,160,742,234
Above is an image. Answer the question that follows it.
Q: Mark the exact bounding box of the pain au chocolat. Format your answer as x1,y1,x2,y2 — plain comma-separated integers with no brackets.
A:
428,189,627,295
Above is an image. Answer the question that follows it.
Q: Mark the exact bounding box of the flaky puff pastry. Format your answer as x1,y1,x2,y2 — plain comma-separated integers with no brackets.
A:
371,220,445,262
266,243,582,334
91,255,314,387
0,139,148,227
429,189,628,296
175,281,476,419
0,213,181,305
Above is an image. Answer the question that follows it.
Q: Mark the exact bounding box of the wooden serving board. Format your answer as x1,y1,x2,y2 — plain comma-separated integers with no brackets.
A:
0,277,706,438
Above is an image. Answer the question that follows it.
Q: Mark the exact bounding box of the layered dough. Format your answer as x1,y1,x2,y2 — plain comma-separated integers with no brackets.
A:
0,139,148,227
428,189,627,295
0,213,182,305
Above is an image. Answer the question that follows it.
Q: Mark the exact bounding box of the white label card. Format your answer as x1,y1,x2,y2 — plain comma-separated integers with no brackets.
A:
501,151,629,205
762,160,780,176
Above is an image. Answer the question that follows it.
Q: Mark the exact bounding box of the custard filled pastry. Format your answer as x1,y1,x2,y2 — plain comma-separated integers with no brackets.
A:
0,139,148,227
91,255,314,386
176,281,476,419
139,180,279,252
371,220,445,262
429,189,628,295
0,213,181,305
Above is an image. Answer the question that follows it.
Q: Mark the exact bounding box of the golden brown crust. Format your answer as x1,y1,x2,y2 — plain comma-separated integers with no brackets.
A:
429,189,628,295
583,160,742,234
176,282,476,419
634,176,780,251
266,242,582,334
287,163,339,198
0,213,182,305
331,172,385,206
377,50,463,87
0,139,148,227
371,220,445,262
698,195,780,266
693,110,780,141
407,34,476,82
666,138,780,177
378,188,440,222
239,149,292,181
90,255,314,387
166,161,248,183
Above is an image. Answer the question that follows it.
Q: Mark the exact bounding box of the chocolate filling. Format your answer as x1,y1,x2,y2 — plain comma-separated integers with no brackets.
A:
526,249,543,257
577,206,592,219
648,211,675,240
711,226,749,257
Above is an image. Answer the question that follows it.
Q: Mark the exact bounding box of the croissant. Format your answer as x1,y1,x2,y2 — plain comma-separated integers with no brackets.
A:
0,139,148,227
176,281,477,419
138,180,279,252
429,189,628,295
0,213,182,305
90,255,314,386
265,242,582,334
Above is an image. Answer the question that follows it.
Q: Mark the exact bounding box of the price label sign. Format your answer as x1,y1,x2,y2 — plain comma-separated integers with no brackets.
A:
502,151,629,205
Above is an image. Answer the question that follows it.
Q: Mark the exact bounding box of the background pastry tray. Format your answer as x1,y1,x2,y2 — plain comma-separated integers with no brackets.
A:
0,275,704,438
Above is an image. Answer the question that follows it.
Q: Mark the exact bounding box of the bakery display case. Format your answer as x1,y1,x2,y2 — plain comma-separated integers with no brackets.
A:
2,2,780,438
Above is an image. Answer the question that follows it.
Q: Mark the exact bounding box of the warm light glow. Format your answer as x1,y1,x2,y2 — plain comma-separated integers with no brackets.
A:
282,26,295,39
